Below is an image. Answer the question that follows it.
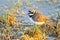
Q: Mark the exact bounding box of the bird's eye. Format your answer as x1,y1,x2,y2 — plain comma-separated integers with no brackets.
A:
31,12,34,13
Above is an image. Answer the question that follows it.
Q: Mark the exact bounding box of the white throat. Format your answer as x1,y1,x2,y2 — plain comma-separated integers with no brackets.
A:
29,14,33,15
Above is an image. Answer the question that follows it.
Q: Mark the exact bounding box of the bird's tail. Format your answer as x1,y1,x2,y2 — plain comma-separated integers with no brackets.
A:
45,18,56,23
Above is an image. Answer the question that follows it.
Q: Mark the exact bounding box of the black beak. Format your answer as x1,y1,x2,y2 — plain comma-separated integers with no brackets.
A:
29,11,31,12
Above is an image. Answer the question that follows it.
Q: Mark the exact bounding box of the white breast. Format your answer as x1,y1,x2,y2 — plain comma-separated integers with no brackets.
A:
34,22,45,25
29,17,45,25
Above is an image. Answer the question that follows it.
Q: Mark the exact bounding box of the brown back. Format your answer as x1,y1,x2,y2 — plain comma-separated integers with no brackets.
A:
32,12,51,22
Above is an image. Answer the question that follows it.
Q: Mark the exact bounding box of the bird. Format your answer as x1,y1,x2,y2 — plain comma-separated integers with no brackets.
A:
28,9,53,25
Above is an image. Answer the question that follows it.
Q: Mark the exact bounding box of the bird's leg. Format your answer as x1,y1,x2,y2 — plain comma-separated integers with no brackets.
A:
43,23,47,34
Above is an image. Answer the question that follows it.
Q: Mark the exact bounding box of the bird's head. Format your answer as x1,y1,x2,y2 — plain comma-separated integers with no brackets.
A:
28,9,35,17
